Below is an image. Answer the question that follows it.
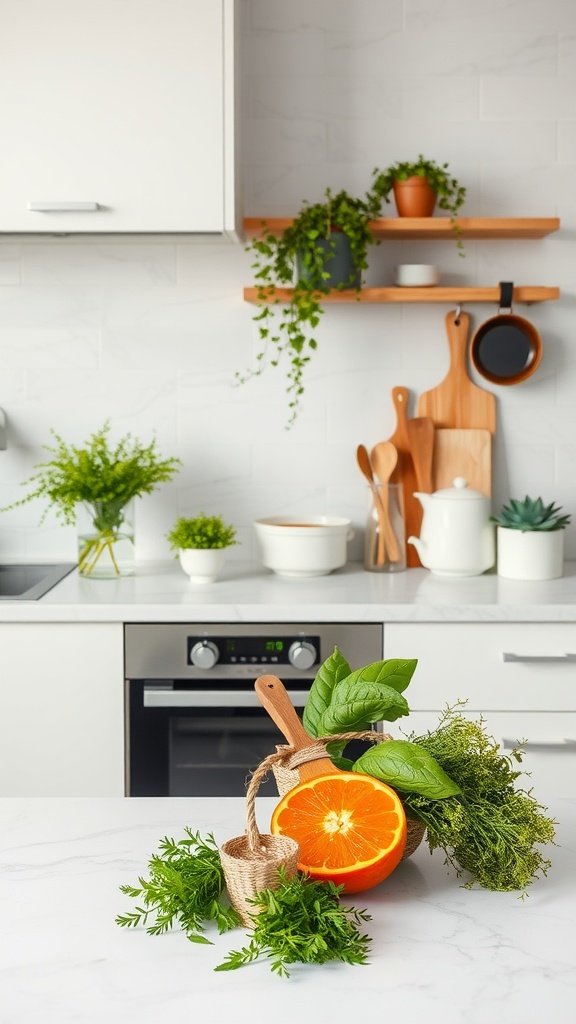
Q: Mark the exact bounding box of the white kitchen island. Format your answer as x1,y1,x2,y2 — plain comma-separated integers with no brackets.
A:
1,794,573,1024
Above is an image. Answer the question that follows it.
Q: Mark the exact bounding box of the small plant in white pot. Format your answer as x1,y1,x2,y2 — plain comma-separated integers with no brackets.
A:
492,496,571,580
167,513,239,583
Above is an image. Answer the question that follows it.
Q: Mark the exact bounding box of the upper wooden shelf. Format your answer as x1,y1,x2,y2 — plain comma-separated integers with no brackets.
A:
243,217,561,241
243,286,560,305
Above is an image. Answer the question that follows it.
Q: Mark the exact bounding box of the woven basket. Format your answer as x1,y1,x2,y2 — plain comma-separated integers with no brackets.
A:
220,749,300,927
272,732,427,861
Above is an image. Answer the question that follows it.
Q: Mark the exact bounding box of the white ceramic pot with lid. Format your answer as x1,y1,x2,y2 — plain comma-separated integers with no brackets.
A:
408,477,495,577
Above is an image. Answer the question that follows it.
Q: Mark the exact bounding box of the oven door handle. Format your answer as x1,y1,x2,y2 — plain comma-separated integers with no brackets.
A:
142,687,309,709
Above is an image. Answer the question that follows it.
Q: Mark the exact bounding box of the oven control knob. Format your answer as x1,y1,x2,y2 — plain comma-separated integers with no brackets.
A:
288,640,317,671
190,640,220,670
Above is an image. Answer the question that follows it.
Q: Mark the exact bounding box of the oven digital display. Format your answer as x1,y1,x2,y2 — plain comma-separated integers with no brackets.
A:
187,636,319,666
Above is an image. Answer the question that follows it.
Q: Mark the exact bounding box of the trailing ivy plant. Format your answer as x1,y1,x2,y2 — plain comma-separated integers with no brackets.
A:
237,186,382,428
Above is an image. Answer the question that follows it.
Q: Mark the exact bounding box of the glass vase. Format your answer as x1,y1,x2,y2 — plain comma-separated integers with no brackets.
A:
77,498,135,578
364,483,406,573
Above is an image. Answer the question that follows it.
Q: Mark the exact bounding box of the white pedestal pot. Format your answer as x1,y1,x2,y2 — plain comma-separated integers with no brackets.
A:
178,547,226,584
496,527,565,581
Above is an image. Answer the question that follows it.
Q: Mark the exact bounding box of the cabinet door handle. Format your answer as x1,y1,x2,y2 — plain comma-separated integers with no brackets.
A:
501,652,576,664
27,201,99,212
502,737,576,750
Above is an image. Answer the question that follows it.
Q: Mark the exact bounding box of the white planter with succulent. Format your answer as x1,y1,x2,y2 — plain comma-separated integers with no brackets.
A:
492,496,572,581
167,513,239,584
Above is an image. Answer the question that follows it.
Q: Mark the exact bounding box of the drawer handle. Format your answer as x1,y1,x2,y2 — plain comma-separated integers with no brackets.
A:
502,652,576,664
502,737,576,750
27,201,100,212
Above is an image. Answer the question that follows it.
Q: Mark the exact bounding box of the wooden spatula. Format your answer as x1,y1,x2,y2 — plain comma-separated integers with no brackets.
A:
406,416,435,494
386,386,421,566
255,674,339,781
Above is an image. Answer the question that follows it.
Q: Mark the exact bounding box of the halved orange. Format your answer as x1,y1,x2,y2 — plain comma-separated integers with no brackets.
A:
270,771,407,894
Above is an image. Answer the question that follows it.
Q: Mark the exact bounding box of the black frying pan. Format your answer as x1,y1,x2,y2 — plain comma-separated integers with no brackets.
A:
471,281,542,386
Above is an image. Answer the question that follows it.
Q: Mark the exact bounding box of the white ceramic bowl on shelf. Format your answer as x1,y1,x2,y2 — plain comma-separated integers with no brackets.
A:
393,264,440,287
253,516,354,578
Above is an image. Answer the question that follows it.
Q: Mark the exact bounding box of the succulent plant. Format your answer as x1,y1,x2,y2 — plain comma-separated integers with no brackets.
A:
491,496,571,532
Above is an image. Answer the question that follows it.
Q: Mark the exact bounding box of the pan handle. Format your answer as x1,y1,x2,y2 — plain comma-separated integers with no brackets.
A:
498,281,514,314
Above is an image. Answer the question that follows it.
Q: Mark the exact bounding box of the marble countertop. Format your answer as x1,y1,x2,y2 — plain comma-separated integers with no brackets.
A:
2,559,576,622
1,794,573,1024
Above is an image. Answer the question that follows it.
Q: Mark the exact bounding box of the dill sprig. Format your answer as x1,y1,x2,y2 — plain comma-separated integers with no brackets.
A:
116,828,241,942
402,703,557,894
215,868,372,977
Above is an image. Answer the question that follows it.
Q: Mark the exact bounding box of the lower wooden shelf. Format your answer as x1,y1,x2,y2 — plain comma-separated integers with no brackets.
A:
243,286,560,305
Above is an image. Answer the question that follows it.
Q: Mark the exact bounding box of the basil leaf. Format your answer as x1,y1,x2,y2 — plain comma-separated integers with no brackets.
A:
353,739,461,799
318,681,410,734
330,754,355,772
303,645,351,737
337,658,417,695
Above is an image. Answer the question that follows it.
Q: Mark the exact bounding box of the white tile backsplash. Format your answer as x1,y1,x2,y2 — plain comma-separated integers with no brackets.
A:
1,0,575,563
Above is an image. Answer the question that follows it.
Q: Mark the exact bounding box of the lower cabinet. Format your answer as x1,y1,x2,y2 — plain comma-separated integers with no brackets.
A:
0,622,124,797
384,622,576,798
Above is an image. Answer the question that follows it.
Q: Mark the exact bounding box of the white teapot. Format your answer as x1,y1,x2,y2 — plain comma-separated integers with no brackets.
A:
408,477,495,577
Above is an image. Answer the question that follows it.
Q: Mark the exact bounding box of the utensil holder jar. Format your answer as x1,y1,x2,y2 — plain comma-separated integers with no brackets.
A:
364,483,406,572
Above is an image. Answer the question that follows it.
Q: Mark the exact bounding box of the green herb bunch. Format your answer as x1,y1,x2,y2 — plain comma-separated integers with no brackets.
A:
166,513,239,551
116,829,240,942
401,704,557,893
238,186,382,428
2,420,181,527
215,868,372,978
301,649,556,893
117,834,372,977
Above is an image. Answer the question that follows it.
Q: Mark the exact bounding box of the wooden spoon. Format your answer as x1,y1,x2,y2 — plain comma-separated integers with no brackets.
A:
255,674,339,781
356,443,386,565
370,441,400,563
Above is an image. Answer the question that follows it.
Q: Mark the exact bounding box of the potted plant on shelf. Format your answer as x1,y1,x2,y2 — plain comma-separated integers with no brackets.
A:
237,186,382,428
371,155,466,253
491,495,572,580
167,513,239,583
1,421,181,578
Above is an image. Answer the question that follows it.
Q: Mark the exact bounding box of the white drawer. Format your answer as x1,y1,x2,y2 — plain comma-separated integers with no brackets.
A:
398,709,576,800
384,623,576,711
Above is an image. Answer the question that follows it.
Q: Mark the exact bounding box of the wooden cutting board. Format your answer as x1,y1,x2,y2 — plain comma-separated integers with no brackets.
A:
385,386,421,567
417,311,497,434
432,428,492,497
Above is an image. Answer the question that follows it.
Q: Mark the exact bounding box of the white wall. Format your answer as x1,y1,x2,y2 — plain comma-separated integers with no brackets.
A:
1,0,575,564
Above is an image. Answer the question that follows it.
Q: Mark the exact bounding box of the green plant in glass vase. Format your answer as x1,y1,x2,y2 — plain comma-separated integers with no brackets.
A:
238,186,382,428
2,422,181,578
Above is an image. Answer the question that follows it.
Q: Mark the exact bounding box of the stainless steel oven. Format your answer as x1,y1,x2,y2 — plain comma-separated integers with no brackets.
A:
124,622,383,797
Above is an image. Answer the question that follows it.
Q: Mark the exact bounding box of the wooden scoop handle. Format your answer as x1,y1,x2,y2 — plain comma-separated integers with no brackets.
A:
254,674,340,779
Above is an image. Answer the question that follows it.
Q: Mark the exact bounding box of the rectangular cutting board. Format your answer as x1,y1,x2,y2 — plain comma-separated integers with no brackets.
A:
432,428,492,497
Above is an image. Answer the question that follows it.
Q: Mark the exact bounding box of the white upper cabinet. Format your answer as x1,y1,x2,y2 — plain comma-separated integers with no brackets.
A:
0,0,239,235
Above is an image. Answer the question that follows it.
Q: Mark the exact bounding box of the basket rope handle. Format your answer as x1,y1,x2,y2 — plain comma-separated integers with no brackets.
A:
244,730,392,854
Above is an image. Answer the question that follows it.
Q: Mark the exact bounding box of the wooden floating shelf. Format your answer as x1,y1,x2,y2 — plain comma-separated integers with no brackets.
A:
243,216,561,241
243,286,560,305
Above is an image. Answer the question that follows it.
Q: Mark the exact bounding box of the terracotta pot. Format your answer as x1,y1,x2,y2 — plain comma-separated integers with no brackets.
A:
393,176,437,218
